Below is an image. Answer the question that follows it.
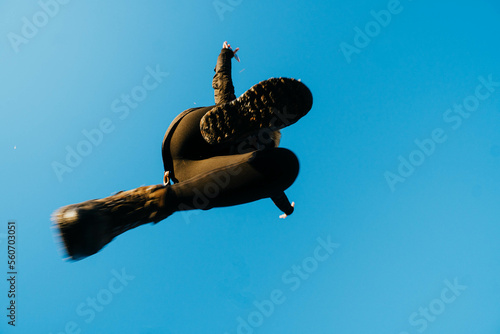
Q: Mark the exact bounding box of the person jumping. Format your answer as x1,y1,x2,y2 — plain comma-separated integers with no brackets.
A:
52,42,313,261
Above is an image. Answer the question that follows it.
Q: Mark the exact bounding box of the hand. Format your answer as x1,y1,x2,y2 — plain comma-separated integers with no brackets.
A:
163,171,170,186
279,202,295,219
223,41,240,62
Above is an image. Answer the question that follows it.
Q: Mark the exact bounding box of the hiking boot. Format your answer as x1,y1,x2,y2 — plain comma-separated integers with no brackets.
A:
52,184,171,261
200,77,312,145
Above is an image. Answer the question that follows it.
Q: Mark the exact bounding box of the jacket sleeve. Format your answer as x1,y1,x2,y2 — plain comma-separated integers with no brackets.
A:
271,192,294,216
212,48,236,105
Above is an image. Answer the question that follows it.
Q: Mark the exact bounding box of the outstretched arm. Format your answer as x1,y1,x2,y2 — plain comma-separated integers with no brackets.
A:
212,41,239,105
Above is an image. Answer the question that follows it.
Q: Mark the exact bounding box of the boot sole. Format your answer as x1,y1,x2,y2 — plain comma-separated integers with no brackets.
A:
52,201,110,261
200,77,312,145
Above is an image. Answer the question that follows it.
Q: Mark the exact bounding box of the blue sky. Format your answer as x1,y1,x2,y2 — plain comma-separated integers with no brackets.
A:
2,0,500,333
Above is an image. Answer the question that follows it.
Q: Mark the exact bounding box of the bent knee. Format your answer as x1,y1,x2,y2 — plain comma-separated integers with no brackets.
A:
251,148,300,189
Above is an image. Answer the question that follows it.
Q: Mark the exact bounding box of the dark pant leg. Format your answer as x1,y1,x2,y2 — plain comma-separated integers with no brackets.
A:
165,147,299,212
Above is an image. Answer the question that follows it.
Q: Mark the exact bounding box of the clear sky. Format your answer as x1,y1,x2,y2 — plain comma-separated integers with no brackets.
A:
2,0,500,333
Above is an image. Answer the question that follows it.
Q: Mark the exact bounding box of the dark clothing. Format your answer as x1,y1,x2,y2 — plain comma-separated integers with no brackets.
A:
161,49,296,215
